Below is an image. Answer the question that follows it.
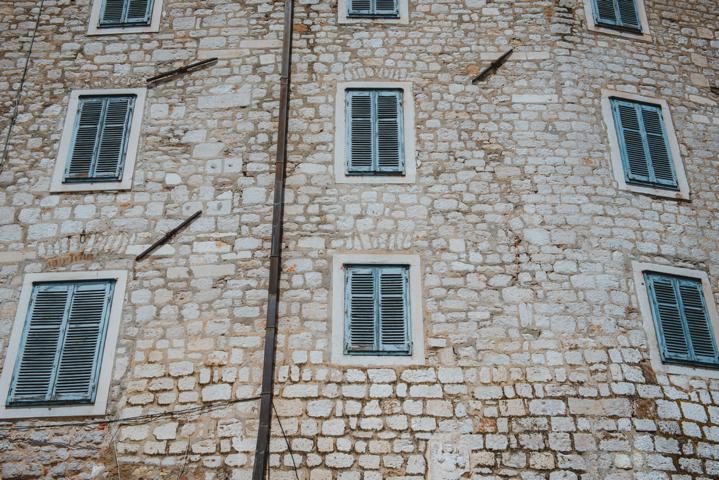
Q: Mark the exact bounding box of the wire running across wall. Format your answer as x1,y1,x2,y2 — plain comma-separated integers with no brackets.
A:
0,0,46,174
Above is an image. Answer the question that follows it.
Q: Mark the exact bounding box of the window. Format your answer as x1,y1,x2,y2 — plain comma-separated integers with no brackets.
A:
334,82,416,184
633,262,719,379
338,0,409,24
345,265,410,355
591,0,641,31
87,0,163,35
601,91,689,200
347,0,399,18
51,89,146,193
100,0,154,27
65,96,135,183
331,254,424,366
346,89,404,176
645,273,718,367
611,98,676,190
0,271,128,418
582,0,650,40
8,281,115,406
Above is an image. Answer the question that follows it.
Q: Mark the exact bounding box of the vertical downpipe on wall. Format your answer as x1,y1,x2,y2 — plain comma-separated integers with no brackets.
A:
252,0,295,478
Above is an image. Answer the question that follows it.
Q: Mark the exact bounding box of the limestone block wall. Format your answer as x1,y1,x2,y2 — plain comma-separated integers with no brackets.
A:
0,0,718,479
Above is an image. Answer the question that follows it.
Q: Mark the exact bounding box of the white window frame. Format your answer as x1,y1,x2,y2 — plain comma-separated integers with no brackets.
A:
87,0,164,35
632,261,719,379
338,0,409,25
0,270,128,419
601,90,690,200
334,81,416,184
582,0,652,42
50,88,147,193
331,253,424,366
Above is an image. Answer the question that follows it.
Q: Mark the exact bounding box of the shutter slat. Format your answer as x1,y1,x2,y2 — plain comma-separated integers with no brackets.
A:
376,92,403,172
648,276,690,360
641,106,677,187
94,97,133,179
616,0,641,29
375,0,399,16
66,100,103,180
126,0,152,23
593,0,618,25
9,286,70,403
54,283,112,400
379,269,409,352
347,269,376,352
100,0,125,26
348,92,374,172
678,282,718,362
349,0,372,15
614,102,651,183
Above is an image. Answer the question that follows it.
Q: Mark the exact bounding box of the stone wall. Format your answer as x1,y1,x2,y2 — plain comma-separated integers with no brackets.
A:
0,0,718,479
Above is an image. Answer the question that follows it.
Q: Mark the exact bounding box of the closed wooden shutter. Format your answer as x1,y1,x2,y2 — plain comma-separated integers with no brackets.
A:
611,98,677,189
126,0,153,24
592,0,641,31
100,0,153,27
374,0,399,17
65,95,135,183
347,92,374,173
348,0,398,17
645,273,719,367
8,281,115,406
346,89,404,175
100,0,125,26
346,268,376,352
345,266,410,355
378,267,410,353
376,91,403,173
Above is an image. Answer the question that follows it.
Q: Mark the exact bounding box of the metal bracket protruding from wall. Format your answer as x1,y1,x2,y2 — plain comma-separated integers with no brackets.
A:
472,49,514,84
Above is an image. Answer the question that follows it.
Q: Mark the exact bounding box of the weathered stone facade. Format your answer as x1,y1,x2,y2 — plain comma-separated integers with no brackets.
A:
1,0,718,479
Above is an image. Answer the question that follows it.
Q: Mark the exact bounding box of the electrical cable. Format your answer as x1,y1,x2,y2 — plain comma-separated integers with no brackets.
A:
0,0,45,174
0,396,260,432
272,401,300,480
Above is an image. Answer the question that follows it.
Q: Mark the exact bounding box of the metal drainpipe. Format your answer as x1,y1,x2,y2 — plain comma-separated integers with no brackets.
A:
251,0,295,478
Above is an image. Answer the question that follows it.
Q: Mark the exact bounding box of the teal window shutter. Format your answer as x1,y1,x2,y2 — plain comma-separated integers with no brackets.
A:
345,266,410,355
7,281,115,406
611,98,677,190
346,89,404,175
65,95,135,183
348,0,399,18
645,273,719,367
100,0,154,28
592,0,641,32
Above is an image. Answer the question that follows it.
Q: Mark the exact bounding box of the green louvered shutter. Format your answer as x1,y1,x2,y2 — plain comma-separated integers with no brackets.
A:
677,280,719,365
645,273,719,367
100,0,153,27
374,0,399,17
592,0,641,31
346,90,404,175
611,98,677,190
378,267,411,353
376,91,403,173
347,91,374,173
345,266,410,355
65,96,135,183
348,0,372,16
348,0,398,17
345,267,376,352
8,281,114,406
